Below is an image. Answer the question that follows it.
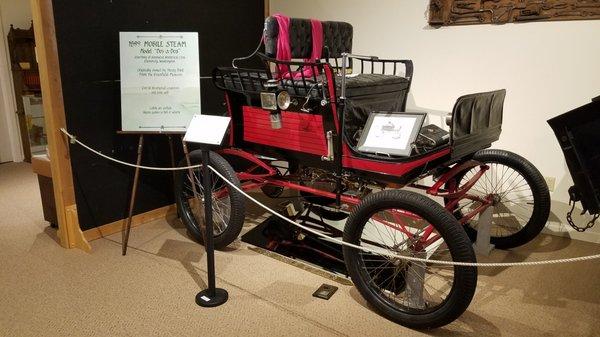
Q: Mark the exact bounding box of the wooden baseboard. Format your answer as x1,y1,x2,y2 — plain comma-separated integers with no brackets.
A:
83,204,177,242
65,204,91,252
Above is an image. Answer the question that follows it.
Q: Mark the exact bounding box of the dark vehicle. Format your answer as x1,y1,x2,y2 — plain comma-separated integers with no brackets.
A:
548,97,600,231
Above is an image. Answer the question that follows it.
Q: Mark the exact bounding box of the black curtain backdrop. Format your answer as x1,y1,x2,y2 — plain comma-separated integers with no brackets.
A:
53,0,265,230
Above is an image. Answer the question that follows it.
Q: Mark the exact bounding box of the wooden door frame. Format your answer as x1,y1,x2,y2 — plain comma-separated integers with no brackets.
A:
30,0,89,251
264,0,270,18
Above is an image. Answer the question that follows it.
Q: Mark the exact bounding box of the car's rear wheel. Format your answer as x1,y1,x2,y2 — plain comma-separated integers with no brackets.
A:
445,149,550,249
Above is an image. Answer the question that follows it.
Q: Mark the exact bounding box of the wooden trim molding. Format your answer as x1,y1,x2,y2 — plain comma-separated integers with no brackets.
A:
31,0,87,249
65,205,91,252
83,204,177,242
31,154,52,177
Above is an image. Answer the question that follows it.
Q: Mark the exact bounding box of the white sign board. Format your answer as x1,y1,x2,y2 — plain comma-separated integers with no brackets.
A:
119,32,201,132
183,115,231,146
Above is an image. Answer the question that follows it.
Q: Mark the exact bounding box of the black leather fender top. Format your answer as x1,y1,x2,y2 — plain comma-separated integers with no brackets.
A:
450,89,506,159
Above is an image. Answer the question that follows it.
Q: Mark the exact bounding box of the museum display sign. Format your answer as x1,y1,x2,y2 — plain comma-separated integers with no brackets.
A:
119,32,201,132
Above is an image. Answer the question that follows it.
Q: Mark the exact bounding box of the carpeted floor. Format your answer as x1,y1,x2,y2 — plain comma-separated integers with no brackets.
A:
1,161,599,337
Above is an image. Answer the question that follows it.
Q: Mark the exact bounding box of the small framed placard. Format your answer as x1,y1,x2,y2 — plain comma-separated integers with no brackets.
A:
183,114,231,146
357,112,426,156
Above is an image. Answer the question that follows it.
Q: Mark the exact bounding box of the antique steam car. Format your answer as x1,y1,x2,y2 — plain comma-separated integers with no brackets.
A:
175,15,550,329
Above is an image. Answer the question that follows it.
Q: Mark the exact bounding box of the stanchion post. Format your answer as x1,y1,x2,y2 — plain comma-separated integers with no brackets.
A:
473,206,495,256
181,114,231,307
195,148,228,307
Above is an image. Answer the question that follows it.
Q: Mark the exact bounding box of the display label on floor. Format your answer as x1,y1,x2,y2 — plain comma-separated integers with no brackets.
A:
119,32,201,132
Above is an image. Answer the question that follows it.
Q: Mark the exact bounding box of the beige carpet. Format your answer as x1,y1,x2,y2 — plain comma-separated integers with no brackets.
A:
1,162,599,337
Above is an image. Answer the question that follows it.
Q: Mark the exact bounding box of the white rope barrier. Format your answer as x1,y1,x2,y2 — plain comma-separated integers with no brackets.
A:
208,165,600,267
60,128,203,171
61,128,600,267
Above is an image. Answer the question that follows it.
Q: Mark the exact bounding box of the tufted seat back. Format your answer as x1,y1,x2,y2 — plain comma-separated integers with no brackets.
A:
264,16,353,59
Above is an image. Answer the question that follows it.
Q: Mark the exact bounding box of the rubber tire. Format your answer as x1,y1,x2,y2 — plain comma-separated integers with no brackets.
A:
343,190,477,329
447,149,551,249
174,150,245,249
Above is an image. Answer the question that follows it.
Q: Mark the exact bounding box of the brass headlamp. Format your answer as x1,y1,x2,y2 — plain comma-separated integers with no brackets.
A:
260,79,292,129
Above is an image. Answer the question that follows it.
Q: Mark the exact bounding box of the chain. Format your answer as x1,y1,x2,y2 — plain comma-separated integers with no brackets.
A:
566,201,599,232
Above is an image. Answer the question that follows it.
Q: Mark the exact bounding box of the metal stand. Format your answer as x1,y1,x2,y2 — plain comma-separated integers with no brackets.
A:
406,252,426,309
195,149,228,307
122,135,144,255
473,206,495,256
121,133,179,256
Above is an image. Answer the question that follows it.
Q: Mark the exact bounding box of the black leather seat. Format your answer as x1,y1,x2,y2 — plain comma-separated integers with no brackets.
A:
281,73,409,97
263,16,411,139
215,16,414,149
264,17,353,60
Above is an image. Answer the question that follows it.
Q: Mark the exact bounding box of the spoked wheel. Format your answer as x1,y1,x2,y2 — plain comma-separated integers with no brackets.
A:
174,150,245,249
446,149,550,249
343,190,477,329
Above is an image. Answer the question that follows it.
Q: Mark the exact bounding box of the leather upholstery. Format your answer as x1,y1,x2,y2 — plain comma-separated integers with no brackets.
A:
322,21,353,58
450,89,506,159
264,16,353,59
281,73,409,96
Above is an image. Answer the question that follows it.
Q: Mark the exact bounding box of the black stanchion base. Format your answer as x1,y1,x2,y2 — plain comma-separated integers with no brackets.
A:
195,288,228,307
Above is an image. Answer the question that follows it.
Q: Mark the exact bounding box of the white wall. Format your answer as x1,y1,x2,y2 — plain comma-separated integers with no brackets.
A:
0,0,32,162
271,0,600,241
1,0,31,32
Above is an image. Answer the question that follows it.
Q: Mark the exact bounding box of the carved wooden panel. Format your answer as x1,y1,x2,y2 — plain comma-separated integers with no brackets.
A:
429,0,600,26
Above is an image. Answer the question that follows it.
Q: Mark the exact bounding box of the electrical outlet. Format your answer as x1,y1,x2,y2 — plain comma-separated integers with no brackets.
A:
544,176,556,192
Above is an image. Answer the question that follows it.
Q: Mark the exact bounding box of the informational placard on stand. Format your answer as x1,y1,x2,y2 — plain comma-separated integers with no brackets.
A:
183,115,231,146
119,32,201,132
